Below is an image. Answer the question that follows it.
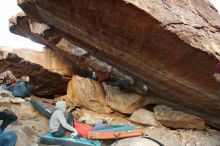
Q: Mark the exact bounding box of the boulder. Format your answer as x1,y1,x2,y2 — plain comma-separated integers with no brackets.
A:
144,126,220,146
10,0,220,128
111,137,161,146
0,89,14,98
129,109,159,126
154,105,205,129
9,13,148,95
103,83,143,114
0,91,25,104
12,47,75,77
74,108,137,126
67,75,112,114
0,52,69,97
0,46,74,77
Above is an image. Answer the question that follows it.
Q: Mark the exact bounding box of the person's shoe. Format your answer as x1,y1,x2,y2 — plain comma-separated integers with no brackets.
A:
24,97,31,101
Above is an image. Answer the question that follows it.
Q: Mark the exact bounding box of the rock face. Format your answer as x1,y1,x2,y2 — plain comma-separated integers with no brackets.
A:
103,84,143,114
154,105,205,129
67,75,112,114
9,12,148,95
0,46,75,76
0,89,14,98
13,48,75,77
10,0,220,128
67,75,147,114
0,52,69,97
74,108,136,126
129,109,159,126
111,137,161,146
145,126,220,146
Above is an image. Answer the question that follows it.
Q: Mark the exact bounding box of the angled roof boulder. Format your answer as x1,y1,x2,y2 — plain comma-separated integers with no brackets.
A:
10,0,220,128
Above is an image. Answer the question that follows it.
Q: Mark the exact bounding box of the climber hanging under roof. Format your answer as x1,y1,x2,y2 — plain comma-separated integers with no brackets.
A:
89,65,149,93
90,66,113,82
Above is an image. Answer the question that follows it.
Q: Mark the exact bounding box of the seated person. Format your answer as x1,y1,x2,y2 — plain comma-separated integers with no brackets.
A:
12,75,32,99
0,109,18,146
49,101,78,137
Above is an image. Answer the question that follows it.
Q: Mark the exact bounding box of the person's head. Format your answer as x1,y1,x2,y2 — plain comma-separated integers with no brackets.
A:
55,101,66,112
20,75,30,82
214,62,220,82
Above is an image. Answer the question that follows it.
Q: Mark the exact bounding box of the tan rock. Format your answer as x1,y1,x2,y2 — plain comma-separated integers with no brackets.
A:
0,92,25,104
74,108,139,126
111,137,160,146
142,94,159,106
56,38,88,57
103,83,143,114
67,75,112,114
13,47,74,76
129,109,159,126
154,105,205,129
0,46,74,76
0,52,69,97
0,89,13,98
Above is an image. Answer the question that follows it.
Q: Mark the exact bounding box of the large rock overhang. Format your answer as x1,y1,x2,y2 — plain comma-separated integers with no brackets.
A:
9,13,147,94
0,52,69,97
13,0,220,128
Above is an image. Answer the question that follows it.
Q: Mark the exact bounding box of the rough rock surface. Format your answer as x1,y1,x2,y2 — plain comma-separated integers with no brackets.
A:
9,13,147,95
13,48,75,77
1,95,220,146
154,105,205,129
10,0,220,128
0,46,75,77
67,75,148,114
146,127,220,146
0,52,69,97
0,89,14,98
73,108,137,126
67,75,112,114
0,97,49,146
129,109,159,126
103,83,143,114
111,137,161,146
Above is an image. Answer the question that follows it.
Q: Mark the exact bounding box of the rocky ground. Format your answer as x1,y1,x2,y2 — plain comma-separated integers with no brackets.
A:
0,87,219,146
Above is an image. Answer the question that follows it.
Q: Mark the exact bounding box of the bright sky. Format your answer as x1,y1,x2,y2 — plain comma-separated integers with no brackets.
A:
0,0,44,51
0,0,219,51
